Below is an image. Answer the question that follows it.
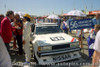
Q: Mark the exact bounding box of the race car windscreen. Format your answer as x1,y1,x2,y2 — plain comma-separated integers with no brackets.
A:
36,26,62,34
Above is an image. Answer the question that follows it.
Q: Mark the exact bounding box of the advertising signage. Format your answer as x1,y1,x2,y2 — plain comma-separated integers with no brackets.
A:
69,19,94,30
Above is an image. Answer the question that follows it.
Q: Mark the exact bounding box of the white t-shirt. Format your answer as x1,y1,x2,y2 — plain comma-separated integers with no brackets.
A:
93,30,100,52
63,21,68,28
0,36,12,67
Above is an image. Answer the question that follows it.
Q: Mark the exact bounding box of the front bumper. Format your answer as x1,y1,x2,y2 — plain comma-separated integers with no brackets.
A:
36,47,81,64
38,47,81,57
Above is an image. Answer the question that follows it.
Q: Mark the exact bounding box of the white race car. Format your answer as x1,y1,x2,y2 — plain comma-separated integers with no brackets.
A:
32,23,81,65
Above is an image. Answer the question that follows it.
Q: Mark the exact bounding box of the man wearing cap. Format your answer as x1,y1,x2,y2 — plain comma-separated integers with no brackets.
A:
23,14,33,62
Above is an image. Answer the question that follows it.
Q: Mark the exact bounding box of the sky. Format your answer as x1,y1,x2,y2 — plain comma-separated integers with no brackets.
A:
0,0,100,16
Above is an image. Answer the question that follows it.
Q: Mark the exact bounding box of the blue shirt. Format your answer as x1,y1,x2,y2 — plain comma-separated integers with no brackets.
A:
92,18,100,25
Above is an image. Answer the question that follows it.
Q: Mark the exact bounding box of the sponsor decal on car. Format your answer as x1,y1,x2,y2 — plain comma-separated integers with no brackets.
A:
50,36,65,41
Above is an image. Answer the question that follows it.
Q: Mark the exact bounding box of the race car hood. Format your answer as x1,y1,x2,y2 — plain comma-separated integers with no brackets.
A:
33,33,78,46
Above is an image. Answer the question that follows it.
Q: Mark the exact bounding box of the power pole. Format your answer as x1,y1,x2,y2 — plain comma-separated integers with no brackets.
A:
91,0,93,11
61,9,63,15
4,3,6,15
53,11,54,14
85,4,87,14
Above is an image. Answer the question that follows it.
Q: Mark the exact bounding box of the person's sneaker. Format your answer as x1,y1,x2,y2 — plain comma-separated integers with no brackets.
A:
17,51,23,56
13,48,18,51
24,61,30,64
23,61,30,67
82,37,85,39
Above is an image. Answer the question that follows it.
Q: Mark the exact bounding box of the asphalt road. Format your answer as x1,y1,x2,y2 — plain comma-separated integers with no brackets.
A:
10,31,93,67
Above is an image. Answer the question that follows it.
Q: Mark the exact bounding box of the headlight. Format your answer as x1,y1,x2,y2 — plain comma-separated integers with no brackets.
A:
70,42,79,47
38,46,52,51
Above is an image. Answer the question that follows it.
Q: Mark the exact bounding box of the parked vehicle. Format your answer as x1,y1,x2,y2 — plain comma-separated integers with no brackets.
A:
31,23,81,65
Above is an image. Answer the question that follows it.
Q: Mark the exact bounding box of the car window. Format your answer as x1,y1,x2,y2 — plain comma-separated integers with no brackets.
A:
35,26,62,34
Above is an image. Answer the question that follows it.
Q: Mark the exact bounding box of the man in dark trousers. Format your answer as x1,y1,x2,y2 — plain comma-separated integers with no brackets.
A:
14,14,23,55
0,10,14,52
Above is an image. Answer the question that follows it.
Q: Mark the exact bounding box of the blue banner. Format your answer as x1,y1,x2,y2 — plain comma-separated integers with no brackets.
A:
69,19,94,30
